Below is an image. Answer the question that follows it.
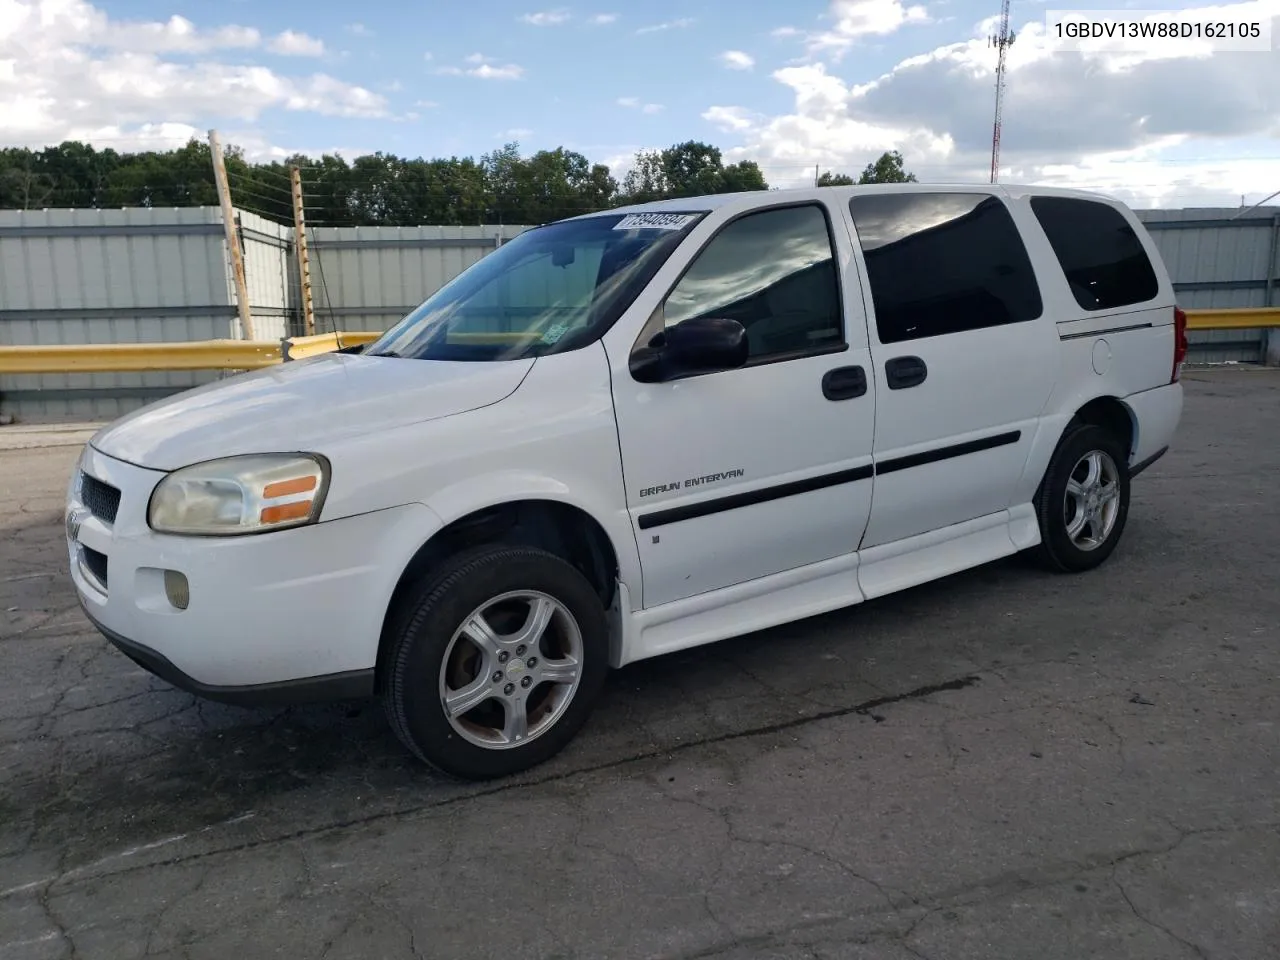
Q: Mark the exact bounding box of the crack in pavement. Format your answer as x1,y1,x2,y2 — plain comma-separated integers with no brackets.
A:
5,673,989,899
1112,864,1210,960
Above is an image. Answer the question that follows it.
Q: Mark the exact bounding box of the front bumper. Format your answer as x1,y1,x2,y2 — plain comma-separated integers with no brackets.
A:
82,604,375,705
67,444,441,699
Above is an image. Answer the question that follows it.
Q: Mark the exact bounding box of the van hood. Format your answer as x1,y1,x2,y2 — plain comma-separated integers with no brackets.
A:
90,352,535,472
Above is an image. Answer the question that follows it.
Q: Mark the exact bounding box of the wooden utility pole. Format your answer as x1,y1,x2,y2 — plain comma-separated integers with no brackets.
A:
289,166,317,336
208,129,255,341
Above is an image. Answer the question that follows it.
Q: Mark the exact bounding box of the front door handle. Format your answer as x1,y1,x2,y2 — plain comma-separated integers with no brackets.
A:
821,365,867,401
885,356,927,390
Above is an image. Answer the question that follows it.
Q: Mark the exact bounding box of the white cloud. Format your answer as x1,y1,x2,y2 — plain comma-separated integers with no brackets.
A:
0,0,389,150
44,121,203,154
589,13,618,25
0,4,263,54
521,9,570,25
415,99,439,108
712,0,1280,206
345,23,372,37
473,63,525,80
636,18,694,34
772,26,801,37
436,54,525,80
703,105,764,132
806,0,931,56
110,18,260,53
280,74,389,117
267,30,325,57
505,127,534,138
719,50,755,70
617,96,663,114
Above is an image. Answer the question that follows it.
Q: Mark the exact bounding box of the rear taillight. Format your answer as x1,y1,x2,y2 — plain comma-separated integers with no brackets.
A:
1171,306,1188,383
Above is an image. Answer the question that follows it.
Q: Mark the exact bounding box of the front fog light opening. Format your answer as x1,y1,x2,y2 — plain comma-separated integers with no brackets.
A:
164,569,190,610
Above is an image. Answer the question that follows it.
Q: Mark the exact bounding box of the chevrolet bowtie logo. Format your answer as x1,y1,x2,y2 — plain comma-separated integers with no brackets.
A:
66,507,88,543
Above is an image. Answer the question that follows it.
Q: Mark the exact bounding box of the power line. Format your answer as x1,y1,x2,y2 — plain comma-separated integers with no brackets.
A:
226,174,296,199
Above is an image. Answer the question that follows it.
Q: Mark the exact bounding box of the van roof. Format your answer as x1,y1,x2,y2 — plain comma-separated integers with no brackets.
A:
571,182,1124,220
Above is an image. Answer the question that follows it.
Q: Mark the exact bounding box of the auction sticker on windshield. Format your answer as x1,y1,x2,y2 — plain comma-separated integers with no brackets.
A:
614,213,699,231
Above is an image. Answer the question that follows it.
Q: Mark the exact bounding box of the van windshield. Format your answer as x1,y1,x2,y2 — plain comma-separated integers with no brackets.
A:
363,212,705,361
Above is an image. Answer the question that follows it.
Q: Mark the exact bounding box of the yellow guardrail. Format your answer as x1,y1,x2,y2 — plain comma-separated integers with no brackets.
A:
279,331,380,361
0,309,1276,375
0,339,284,375
1183,307,1280,331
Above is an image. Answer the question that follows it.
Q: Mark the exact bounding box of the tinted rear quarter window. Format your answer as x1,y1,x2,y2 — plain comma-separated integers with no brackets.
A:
848,192,1042,345
1029,196,1159,311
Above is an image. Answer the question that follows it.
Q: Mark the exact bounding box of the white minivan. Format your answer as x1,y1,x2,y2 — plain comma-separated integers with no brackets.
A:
66,183,1186,779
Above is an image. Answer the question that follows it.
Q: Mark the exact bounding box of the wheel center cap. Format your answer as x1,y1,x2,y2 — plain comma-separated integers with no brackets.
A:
505,658,526,679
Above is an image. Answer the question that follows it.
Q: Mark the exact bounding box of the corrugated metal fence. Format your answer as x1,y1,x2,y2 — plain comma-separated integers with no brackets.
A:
1,204,1277,419
0,210,532,418
305,225,530,335
1136,208,1279,364
0,208,297,419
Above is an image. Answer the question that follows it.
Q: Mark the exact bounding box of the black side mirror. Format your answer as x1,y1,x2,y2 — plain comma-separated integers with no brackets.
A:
630,316,749,383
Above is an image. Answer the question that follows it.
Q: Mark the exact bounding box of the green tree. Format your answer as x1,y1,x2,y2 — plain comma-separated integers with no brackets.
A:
660,140,725,197
618,140,769,205
0,160,55,209
619,149,669,205
817,170,856,187
857,151,917,184
0,136,770,224
718,159,768,194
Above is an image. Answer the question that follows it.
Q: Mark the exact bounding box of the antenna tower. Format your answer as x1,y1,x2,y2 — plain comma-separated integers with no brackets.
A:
988,0,1016,183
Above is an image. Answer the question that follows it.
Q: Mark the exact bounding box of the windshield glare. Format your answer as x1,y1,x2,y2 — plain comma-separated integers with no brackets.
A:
365,212,704,362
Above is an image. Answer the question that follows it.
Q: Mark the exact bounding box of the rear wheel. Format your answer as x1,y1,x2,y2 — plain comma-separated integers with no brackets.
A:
382,544,609,779
1030,423,1131,573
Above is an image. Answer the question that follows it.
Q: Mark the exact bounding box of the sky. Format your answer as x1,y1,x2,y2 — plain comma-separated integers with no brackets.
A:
1,0,1278,208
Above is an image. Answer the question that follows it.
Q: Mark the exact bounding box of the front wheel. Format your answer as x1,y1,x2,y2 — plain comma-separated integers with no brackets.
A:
1030,423,1131,573
382,544,610,779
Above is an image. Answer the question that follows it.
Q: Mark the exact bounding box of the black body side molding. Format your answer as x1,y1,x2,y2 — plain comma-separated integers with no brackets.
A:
636,430,1024,530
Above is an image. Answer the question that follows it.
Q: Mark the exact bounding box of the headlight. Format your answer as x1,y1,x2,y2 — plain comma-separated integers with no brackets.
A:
148,454,330,536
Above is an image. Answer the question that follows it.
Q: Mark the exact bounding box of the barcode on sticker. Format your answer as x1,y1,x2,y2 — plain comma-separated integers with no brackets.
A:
613,213,698,231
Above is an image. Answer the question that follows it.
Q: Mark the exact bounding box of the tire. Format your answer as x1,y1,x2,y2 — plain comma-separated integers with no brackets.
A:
382,543,609,780
1029,422,1131,573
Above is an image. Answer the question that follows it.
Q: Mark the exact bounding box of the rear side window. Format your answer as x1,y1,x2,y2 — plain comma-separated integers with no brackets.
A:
1030,196,1159,311
849,192,1042,344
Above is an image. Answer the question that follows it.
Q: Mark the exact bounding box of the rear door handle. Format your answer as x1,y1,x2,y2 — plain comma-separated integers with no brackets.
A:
885,356,927,390
821,365,867,401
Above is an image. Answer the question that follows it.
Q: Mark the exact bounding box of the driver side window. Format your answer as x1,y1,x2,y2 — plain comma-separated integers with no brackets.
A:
663,204,845,361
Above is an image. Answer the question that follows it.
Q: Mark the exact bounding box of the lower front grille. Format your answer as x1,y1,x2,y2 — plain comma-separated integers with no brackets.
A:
81,546,109,588
81,472,122,525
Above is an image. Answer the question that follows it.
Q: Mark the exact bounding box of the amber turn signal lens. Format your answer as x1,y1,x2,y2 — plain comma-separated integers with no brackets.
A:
260,500,314,524
263,475,318,499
